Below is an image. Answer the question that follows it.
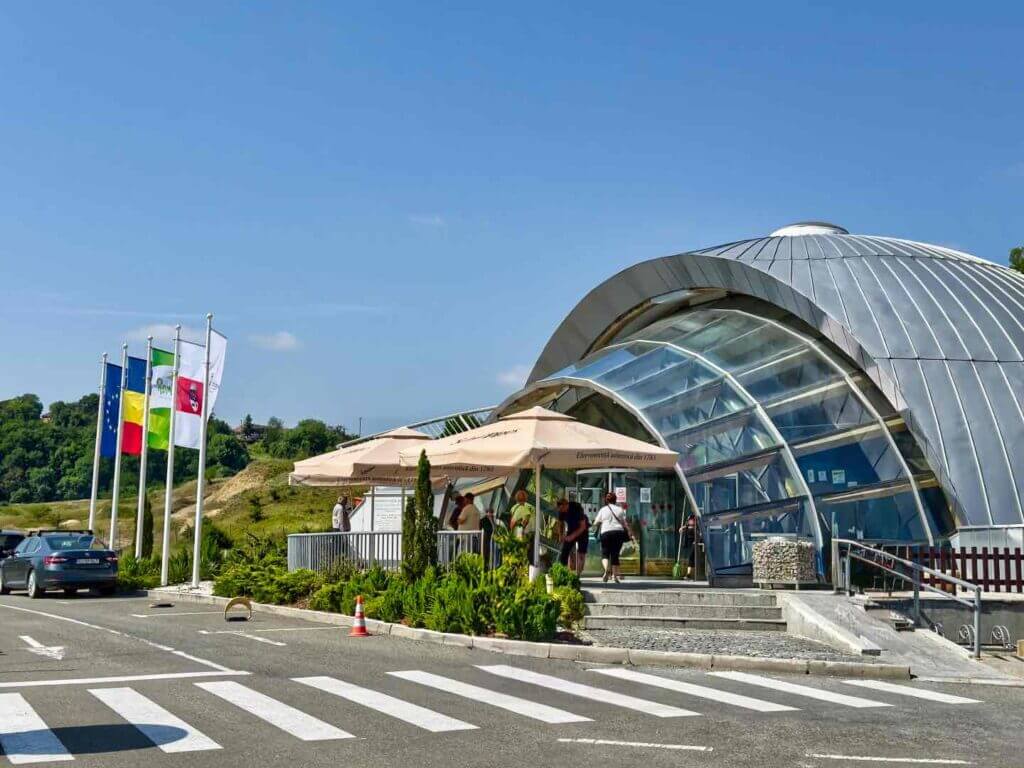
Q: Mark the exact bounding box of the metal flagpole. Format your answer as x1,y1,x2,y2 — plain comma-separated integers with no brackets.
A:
88,353,108,532
534,462,542,575
160,326,181,586
134,336,153,559
109,343,129,551
191,314,213,588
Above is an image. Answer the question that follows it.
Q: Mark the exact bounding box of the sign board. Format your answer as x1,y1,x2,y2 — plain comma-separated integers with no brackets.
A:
615,486,628,505
639,487,652,503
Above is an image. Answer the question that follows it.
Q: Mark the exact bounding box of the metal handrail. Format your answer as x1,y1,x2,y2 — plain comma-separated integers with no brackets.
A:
831,538,982,658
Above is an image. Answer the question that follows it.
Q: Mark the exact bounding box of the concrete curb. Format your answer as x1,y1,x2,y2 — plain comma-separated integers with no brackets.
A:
144,589,910,680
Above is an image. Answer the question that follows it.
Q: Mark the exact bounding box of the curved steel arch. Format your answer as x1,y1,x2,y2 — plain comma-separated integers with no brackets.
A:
527,233,1024,528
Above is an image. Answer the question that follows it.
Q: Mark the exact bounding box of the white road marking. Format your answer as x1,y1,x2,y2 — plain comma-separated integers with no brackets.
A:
0,693,74,764
478,665,697,718
0,670,249,689
591,668,797,712
251,626,339,634
197,629,286,646
195,681,353,741
0,602,238,672
708,671,890,709
558,738,711,752
294,675,477,733
131,611,223,618
390,670,591,724
841,680,981,704
807,754,972,764
90,687,221,753
19,636,66,661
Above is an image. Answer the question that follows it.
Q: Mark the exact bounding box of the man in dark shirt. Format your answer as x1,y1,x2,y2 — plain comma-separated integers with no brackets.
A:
557,498,589,574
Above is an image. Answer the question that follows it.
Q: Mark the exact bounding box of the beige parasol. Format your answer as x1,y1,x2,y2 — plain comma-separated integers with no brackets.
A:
290,427,435,529
398,406,679,567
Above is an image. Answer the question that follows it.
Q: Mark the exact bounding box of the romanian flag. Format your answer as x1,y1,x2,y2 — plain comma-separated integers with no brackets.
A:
148,347,175,449
121,356,148,455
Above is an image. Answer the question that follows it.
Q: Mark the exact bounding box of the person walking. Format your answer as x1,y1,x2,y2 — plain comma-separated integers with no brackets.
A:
509,489,536,563
594,492,632,583
458,492,482,531
332,495,351,533
447,494,465,530
557,498,589,574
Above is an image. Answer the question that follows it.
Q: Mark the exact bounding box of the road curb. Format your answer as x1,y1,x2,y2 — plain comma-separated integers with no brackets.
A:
145,588,911,680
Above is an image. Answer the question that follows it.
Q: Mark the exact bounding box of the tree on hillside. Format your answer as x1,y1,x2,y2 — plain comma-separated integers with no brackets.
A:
1011,246,1023,274
141,492,154,558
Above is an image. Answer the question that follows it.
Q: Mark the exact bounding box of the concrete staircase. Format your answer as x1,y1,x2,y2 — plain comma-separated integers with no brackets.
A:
583,587,787,631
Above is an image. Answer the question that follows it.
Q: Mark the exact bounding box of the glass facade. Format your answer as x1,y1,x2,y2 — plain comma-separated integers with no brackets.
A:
517,300,956,582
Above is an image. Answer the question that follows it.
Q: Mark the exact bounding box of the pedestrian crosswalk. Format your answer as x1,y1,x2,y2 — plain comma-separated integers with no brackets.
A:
0,668,985,764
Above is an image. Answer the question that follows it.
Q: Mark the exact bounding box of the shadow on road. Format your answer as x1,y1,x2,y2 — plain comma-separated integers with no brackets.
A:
6,723,189,755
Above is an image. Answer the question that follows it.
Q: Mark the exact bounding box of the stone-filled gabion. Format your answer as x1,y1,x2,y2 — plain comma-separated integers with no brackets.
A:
752,536,817,584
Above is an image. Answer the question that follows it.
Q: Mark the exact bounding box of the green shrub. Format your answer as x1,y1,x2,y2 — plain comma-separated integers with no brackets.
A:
449,553,484,587
495,580,560,642
401,567,438,627
309,581,346,612
167,549,191,584
425,573,478,634
548,563,580,591
117,554,160,591
366,578,406,623
552,586,585,629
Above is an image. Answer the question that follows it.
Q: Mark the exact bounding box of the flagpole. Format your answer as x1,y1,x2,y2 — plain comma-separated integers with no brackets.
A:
134,336,153,559
160,325,181,586
191,314,213,589
109,343,129,551
88,353,108,532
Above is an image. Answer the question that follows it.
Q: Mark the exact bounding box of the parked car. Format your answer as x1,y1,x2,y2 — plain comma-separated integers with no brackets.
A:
0,530,25,561
0,530,118,598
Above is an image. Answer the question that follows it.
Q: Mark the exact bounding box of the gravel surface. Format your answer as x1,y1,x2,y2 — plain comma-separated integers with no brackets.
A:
580,627,869,661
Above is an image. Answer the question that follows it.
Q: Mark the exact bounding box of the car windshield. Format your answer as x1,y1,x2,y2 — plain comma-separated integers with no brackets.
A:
44,534,98,551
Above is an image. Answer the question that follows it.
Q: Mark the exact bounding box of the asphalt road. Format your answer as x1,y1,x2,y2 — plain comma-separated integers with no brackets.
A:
1,592,1022,768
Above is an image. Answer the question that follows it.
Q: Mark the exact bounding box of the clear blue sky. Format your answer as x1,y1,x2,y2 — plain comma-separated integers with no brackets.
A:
2,2,1021,434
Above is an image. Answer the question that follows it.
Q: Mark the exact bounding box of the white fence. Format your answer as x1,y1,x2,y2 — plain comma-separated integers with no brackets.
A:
287,530,501,572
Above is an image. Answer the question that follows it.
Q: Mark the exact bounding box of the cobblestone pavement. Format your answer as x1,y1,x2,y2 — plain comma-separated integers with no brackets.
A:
580,627,870,661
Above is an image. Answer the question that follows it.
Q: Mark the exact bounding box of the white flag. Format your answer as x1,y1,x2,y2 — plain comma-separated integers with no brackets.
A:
174,330,227,449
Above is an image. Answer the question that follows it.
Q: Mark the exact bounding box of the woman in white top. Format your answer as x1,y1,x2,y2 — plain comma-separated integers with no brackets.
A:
594,492,631,583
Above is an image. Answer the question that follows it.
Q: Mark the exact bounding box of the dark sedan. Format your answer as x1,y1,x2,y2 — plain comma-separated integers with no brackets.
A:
0,530,25,561
0,530,118,598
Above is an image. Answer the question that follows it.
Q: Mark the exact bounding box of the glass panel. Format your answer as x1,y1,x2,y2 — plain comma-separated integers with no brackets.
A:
888,421,932,474
738,348,839,402
641,378,747,437
566,392,654,442
629,310,722,345
702,324,803,374
817,489,928,543
668,409,778,472
689,451,802,513
616,356,716,408
918,483,956,538
545,344,651,383
593,345,688,390
702,498,815,575
663,311,764,355
763,382,874,443
792,425,905,494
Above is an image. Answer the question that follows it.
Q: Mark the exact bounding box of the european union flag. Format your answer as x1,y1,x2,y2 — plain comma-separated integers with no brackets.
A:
100,362,122,457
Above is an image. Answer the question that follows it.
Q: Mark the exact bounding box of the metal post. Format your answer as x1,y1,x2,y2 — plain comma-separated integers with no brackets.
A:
973,588,982,659
109,344,129,550
191,314,213,589
844,548,852,596
534,462,543,574
912,567,921,627
88,353,108,532
831,538,840,592
135,336,153,559
160,326,181,586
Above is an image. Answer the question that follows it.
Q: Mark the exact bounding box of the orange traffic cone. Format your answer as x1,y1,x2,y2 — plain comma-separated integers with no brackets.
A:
349,595,370,637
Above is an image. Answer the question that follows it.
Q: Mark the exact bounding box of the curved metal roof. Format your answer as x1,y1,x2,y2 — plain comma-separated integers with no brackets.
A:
528,231,1024,527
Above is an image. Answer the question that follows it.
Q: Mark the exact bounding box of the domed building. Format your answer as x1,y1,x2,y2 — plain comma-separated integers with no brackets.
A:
493,223,1024,584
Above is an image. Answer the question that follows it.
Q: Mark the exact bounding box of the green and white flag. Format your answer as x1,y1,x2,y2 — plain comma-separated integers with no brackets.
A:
147,347,176,449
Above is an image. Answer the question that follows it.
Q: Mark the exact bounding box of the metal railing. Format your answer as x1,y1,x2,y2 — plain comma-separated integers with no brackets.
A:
287,532,402,572
287,530,502,572
831,538,983,658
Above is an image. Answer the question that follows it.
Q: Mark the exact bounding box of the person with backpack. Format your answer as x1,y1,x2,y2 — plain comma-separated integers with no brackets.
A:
593,492,633,583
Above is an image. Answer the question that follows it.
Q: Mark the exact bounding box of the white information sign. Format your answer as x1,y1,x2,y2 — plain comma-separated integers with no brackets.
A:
639,487,652,503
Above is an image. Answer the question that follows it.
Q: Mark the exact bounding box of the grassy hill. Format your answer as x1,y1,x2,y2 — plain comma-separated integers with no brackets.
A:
0,458,357,552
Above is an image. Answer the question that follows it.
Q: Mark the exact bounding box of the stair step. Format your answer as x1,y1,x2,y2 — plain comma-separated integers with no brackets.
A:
583,589,777,607
584,615,788,631
585,603,783,620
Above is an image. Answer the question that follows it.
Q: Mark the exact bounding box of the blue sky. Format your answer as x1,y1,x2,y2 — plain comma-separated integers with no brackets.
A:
2,2,1021,434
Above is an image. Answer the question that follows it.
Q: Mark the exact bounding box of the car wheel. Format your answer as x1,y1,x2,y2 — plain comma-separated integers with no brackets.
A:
63,587,78,597
26,570,44,599
0,570,9,595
